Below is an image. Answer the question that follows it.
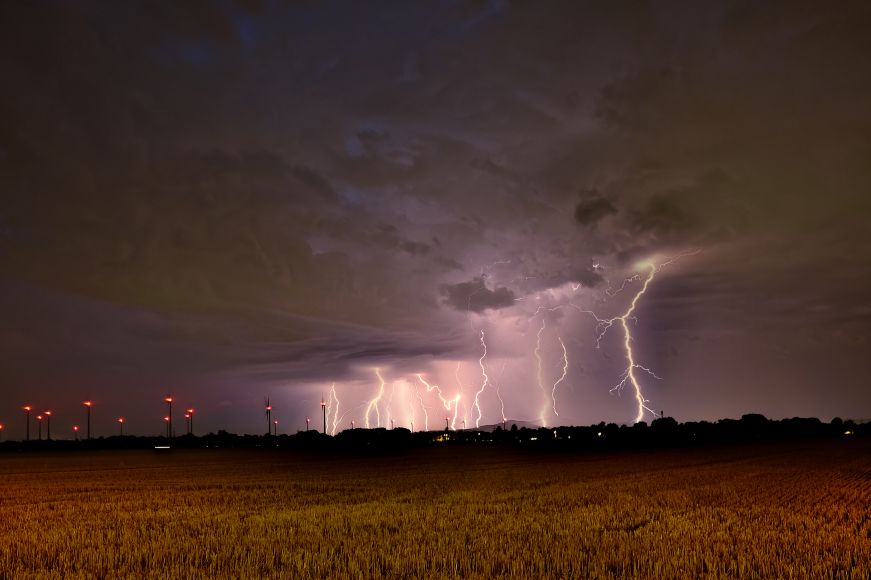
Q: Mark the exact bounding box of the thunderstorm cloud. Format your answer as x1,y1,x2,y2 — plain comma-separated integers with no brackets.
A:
0,0,870,432
440,277,517,313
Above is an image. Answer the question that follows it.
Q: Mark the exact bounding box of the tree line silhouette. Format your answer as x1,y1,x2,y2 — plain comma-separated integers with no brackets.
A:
0,414,865,453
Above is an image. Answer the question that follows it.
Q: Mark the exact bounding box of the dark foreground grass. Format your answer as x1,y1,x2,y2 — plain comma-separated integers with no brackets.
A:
1,439,869,578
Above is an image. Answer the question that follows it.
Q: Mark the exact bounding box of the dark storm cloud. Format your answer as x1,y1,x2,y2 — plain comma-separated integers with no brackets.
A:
573,266,605,288
574,193,618,228
369,224,431,256
1,0,870,430
290,165,339,202
630,194,690,237
441,277,516,313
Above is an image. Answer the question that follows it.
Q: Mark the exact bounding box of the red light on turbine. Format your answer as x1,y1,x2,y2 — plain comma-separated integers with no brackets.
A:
266,405,272,411
83,401,92,407
186,408,194,414
44,410,52,416
23,405,32,412
73,426,79,431
117,417,125,423
163,416,170,422
36,415,43,421
184,414,190,419
164,396,173,403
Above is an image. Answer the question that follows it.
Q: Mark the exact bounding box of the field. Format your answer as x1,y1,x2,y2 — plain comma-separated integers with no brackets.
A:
1,439,869,578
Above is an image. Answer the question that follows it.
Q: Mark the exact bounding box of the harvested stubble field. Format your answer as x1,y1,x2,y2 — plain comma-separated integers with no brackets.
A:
1,439,869,578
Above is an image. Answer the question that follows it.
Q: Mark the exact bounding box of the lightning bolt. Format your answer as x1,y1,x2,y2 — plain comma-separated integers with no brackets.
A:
473,329,489,428
605,273,643,297
417,374,461,430
551,337,568,417
576,250,699,423
492,361,508,426
534,318,549,427
365,368,387,428
405,381,416,431
385,379,397,431
455,362,468,428
328,382,341,435
414,381,428,431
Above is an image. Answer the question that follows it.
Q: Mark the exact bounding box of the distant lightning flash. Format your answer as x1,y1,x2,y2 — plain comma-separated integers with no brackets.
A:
407,382,417,431
365,368,387,428
414,381,429,431
455,362,469,429
473,329,489,428
529,306,571,426
576,250,699,423
416,374,460,430
492,361,508,425
328,382,340,435
385,379,397,430
551,337,568,417
534,318,549,427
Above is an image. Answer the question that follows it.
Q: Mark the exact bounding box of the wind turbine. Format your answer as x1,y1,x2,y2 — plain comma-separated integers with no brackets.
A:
265,398,273,436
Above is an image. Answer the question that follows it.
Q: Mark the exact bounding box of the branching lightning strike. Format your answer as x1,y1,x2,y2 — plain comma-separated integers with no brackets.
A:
365,368,387,428
551,336,568,417
491,361,508,426
534,318,550,427
575,250,699,423
328,382,341,435
416,374,460,429
473,329,489,428
414,380,428,431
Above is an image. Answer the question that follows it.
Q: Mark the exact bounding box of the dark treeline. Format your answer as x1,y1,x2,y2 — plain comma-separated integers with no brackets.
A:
0,414,866,453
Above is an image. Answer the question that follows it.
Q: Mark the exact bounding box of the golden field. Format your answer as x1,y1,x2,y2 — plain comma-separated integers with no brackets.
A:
1,440,868,578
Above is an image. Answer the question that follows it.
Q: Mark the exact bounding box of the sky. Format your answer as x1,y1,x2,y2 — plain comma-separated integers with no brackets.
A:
1,0,870,438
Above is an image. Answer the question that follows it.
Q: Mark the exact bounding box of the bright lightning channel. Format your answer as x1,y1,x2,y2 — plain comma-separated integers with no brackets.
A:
328,382,341,435
534,318,550,427
576,251,698,423
455,362,469,429
407,382,417,431
365,368,387,428
473,329,489,428
492,361,508,426
416,374,460,429
551,337,568,417
384,379,397,431
414,381,428,431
